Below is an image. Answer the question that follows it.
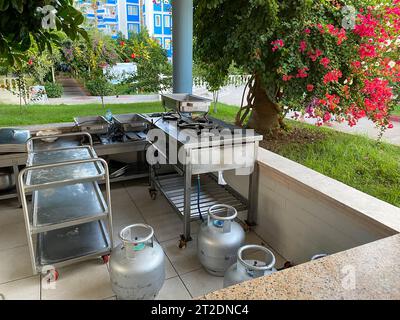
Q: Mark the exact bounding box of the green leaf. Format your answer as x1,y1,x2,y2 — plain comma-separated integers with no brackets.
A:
11,0,23,13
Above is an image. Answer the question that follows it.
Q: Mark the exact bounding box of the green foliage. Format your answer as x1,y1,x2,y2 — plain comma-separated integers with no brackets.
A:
61,30,120,79
44,82,63,98
0,0,87,67
117,30,172,93
85,77,115,97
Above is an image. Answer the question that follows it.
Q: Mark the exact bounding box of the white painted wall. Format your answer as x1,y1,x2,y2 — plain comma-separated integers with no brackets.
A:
224,148,400,264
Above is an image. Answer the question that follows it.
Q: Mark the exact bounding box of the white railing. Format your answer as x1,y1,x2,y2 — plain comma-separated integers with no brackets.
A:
193,74,251,89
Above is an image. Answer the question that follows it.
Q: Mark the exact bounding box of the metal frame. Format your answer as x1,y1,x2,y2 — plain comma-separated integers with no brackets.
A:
18,133,113,275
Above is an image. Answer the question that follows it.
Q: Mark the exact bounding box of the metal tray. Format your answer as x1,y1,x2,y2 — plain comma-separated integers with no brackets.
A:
113,114,148,132
31,182,108,233
74,116,111,134
161,94,211,113
25,147,104,189
155,173,247,220
36,220,110,268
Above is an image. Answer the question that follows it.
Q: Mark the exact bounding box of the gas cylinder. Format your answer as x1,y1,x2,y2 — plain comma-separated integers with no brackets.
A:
223,244,277,288
197,204,245,276
109,224,165,300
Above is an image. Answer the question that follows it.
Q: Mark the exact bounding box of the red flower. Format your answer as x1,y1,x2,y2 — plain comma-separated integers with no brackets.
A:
296,67,309,78
120,41,125,46
271,39,284,52
304,28,311,34
299,40,307,53
388,123,394,129
27,59,33,65
323,69,343,84
320,57,330,68
323,112,331,122
282,75,293,82
306,84,314,92
131,53,136,59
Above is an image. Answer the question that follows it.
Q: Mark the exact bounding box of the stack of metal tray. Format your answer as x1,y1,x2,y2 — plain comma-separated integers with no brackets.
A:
112,114,148,132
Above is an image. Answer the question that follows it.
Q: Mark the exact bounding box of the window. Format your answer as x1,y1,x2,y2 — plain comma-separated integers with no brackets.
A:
155,14,161,27
164,15,171,28
164,38,171,50
128,23,139,34
127,5,138,16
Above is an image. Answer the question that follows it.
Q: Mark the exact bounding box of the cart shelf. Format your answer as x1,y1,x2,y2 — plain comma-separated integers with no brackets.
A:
155,173,247,220
31,182,109,234
25,146,104,190
36,220,110,270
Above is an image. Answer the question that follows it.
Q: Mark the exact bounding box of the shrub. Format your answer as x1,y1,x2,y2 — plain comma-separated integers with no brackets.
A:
44,82,64,98
85,78,115,108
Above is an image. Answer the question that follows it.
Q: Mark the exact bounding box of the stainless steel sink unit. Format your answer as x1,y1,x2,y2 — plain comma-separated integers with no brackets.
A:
142,112,262,246
18,132,113,276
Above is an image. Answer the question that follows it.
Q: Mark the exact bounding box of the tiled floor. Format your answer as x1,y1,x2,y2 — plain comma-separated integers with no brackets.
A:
0,179,286,300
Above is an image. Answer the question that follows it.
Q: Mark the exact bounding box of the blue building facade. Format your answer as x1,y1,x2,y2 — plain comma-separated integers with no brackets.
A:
75,0,172,58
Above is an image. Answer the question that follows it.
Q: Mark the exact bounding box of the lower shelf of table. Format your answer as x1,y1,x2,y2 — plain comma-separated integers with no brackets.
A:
154,173,248,220
35,220,111,270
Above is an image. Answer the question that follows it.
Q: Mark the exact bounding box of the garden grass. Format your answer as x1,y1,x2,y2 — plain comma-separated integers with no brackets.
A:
0,101,398,207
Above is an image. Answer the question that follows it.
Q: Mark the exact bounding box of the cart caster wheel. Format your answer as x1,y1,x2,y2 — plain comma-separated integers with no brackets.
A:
45,269,59,282
102,255,110,264
178,239,186,249
178,235,191,249
149,189,157,200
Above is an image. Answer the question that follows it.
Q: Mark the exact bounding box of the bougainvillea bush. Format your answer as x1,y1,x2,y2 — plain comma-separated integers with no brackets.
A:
273,1,400,130
195,0,399,132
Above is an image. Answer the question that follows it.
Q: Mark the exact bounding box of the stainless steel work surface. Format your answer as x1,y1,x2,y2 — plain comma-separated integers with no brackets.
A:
36,221,110,266
32,182,108,233
142,114,263,149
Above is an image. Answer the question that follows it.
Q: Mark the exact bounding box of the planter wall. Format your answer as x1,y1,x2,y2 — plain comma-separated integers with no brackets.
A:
224,147,400,264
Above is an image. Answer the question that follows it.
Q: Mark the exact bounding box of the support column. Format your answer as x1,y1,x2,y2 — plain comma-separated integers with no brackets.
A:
172,0,193,94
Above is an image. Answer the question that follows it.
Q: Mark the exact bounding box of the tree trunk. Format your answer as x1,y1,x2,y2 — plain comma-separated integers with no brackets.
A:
246,75,280,133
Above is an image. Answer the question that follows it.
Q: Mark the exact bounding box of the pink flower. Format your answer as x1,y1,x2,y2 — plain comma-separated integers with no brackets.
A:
299,40,307,53
323,69,343,84
306,84,314,92
304,28,311,34
320,57,330,68
271,39,284,52
296,67,309,78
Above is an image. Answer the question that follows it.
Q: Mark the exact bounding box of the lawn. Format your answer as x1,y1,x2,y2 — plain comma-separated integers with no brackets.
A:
0,102,239,126
393,105,400,116
0,101,398,207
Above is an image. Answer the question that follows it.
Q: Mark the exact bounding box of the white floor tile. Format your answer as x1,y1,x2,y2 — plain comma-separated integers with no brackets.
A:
0,246,33,284
0,222,27,251
0,276,40,300
41,260,113,300
180,268,224,298
156,276,191,300
0,206,24,227
161,236,202,275
124,182,175,218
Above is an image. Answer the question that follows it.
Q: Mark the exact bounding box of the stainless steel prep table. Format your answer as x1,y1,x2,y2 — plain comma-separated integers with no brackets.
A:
142,114,262,246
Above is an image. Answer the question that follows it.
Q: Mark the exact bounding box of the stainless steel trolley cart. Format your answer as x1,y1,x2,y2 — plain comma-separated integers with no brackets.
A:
18,132,113,277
